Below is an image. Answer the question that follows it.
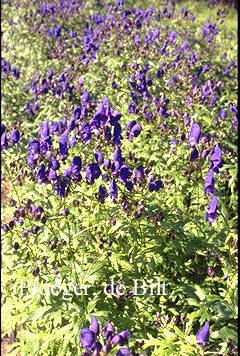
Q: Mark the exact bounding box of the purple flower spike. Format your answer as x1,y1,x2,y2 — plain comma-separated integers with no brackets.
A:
90,317,100,335
196,321,210,348
204,169,214,195
80,328,96,351
206,196,218,223
111,330,131,346
116,348,131,356
188,122,201,147
10,129,20,144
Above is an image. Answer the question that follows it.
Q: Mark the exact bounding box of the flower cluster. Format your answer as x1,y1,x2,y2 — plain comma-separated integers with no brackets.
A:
1,58,20,79
80,317,131,356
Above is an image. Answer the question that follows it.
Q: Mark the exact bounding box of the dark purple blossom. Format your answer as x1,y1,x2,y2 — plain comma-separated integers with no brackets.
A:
10,129,20,144
190,147,199,161
116,348,131,356
71,156,82,180
148,180,163,192
111,330,131,346
98,185,108,202
39,119,52,154
112,161,120,176
103,158,111,170
204,169,214,194
196,321,210,347
119,165,131,183
94,151,104,164
81,123,92,144
86,163,101,184
36,164,48,184
206,196,218,223
49,156,60,171
102,322,114,341
59,131,69,159
113,146,123,166
113,122,122,145
134,165,144,181
50,121,62,135
210,144,222,173
1,132,8,150
188,122,201,147
80,328,96,351
109,179,118,200
220,109,226,121
90,317,100,335
26,139,40,168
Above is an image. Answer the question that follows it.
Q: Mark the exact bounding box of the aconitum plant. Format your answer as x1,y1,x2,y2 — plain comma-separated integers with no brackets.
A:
1,0,237,355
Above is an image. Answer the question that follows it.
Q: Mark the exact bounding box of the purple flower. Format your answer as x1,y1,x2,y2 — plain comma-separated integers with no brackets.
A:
119,165,131,183
1,124,6,136
36,164,48,184
116,348,131,356
81,123,92,144
50,121,62,135
134,165,144,181
210,144,222,173
98,185,108,202
94,151,104,164
90,317,100,335
204,169,214,195
71,156,82,181
39,119,52,154
190,147,199,161
59,131,69,159
113,146,123,166
113,122,122,145
102,322,114,341
10,129,20,144
109,179,118,200
1,132,8,150
26,139,40,168
111,330,131,346
86,163,101,184
206,196,218,223
80,328,96,351
196,321,210,348
49,156,60,171
219,109,227,120
128,123,142,142
188,122,201,147
148,180,163,192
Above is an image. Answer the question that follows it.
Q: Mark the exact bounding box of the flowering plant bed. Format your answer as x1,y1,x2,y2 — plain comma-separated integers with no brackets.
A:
1,0,237,355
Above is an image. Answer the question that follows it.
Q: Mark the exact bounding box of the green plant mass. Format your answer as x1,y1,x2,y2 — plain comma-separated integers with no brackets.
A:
1,0,237,355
